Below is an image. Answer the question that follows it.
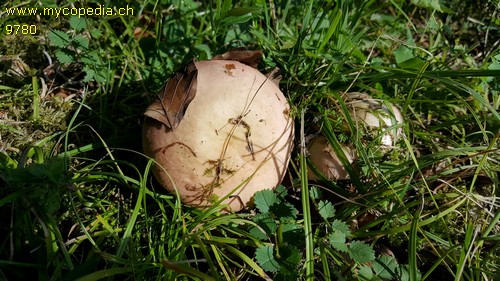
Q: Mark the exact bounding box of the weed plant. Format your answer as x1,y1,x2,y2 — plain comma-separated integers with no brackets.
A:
0,0,499,280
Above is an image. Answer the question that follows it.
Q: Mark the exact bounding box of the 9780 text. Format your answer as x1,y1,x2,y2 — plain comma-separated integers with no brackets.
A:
5,24,37,35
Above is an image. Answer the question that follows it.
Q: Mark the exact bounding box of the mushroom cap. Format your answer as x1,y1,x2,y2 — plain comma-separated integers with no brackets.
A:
142,60,294,212
307,135,356,181
346,92,404,147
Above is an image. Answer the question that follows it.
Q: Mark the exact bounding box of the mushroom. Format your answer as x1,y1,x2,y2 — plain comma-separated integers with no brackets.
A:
307,93,404,181
142,52,294,212
345,92,404,147
307,135,356,181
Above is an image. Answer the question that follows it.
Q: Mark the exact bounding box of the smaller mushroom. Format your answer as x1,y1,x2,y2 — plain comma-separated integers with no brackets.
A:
307,135,356,181
345,92,404,147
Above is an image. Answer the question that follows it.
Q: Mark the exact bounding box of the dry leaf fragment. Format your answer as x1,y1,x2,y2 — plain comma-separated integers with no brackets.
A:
144,61,198,130
265,67,282,86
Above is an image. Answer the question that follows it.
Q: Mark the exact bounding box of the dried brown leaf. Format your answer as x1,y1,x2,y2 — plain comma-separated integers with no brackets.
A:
144,61,198,129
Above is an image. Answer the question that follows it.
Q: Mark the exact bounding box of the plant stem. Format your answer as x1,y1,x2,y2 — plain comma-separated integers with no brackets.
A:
300,109,314,280
31,74,39,120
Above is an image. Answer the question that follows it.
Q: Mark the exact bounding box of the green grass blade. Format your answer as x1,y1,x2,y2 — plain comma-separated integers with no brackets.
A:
31,74,39,120
421,245,460,280
192,234,219,279
455,221,478,281
319,242,331,280
354,198,467,237
409,200,423,281
115,158,153,257
75,267,134,281
161,260,216,281
300,109,314,280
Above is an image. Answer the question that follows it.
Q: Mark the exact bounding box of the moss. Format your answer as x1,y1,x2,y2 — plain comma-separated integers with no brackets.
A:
0,85,74,155
0,35,45,77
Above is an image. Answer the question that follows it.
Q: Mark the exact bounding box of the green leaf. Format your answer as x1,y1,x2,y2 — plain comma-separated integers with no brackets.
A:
219,13,253,26
393,45,426,70
281,224,304,248
46,156,69,183
90,29,102,39
83,68,96,82
329,231,348,252
73,34,89,50
277,245,301,274
0,191,23,208
194,44,211,60
348,241,375,264
332,219,351,236
274,185,288,199
254,189,278,214
395,264,421,281
81,51,101,65
27,163,46,178
396,264,410,281
217,6,260,27
0,151,18,169
373,255,398,279
216,0,232,18
357,265,373,281
250,214,277,239
69,16,87,32
255,245,280,273
83,65,107,83
225,7,261,17
270,201,298,221
394,46,413,65
175,0,200,12
318,200,335,220
309,186,322,200
411,0,449,12
255,245,301,274
55,49,75,64
398,57,426,70
49,29,71,47
488,54,500,70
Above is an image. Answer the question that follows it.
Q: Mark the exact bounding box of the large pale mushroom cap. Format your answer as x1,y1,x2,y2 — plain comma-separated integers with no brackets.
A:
142,59,294,212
